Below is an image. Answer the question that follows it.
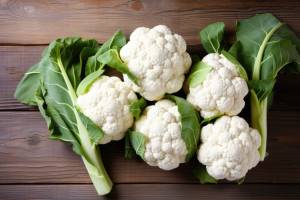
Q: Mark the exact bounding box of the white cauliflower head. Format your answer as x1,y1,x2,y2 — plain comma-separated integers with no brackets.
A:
198,116,261,181
135,100,188,170
187,53,248,118
120,25,192,101
77,76,137,144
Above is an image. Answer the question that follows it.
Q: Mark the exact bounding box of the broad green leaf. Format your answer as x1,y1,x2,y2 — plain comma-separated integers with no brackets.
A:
129,130,147,159
188,61,212,88
14,64,41,105
193,164,217,184
17,37,113,195
261,39,300,79
166,95,201,161
35,82,84,156
236,13,283,77
221,50,248,80
272,24,300,52
85,31,126,76
235,13,300,161
98,30,127,54
236,13,300,80
98,49,138,84
76,69,105,95
200,22,225,53
129,97,147,120
248,80,275,102
228,41,240,58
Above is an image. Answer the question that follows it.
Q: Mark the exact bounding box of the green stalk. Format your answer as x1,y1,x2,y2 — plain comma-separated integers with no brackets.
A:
77,117,113,195
250,91,268,161
251,22,282,161
57,55,112,195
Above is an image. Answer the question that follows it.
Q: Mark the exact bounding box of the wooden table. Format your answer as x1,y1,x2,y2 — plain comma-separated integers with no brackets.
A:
0,0,300,199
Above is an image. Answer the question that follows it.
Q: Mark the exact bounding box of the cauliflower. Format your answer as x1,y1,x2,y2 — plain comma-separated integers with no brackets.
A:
198,116,261,181
187,53,248,118
77,76,137,144
120,25,192,101
134,100,188,170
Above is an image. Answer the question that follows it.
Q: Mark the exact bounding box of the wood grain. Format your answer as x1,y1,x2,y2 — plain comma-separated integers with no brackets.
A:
0,111,299,184
0,0,299,45
1,184,300,200
1,46,300,111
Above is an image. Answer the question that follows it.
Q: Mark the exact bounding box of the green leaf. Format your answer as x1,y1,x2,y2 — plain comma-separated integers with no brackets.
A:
129,130,147,159
200,22,225,53
77,109,104,144
193,164,217,184
236,13,283,77
129,97,147,120
248,80,276,102
221,50,248,80
272,24,300,52
76,69,105,95
235,13,300,161
16,37,113,195
124,133,136,159
98,30,127,54
188,61,212,88
261,39,300,79
85,31,126,76
228,41,240,58
250,91,268,160
97,49,138,84
166,95,201,161
14,64,41,105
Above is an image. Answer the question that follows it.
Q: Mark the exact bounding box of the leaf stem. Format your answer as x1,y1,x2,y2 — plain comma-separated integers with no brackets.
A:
252,22,282,80
56,52,112,195
250,90,268,161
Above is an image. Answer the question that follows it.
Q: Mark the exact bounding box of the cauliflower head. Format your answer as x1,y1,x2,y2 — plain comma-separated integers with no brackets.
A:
198,116,261,181
120,25,192,101
77,76,137,144
135,100,188,170
187,53,248,118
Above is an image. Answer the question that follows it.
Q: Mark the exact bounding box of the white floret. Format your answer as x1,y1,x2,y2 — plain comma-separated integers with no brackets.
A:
120,25,192,101
77,76,137,144
135,100,187,170
187,53,248,118
198,116,261,181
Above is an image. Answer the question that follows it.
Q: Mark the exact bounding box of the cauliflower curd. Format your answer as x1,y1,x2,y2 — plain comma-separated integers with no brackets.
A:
198,116,261,181
120,25,192,101
135,100,188,170
77,76,137,144
187,53,248,119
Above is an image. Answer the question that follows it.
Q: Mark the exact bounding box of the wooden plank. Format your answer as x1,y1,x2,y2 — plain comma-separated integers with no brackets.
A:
1,46,300,111
0,0,299,44
0,46,43,110
0,111,299,184
1,184,300,200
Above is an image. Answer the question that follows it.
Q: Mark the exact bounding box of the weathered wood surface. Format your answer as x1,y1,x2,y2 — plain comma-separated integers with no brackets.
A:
1,184,300,200
0,0,299,45
0,0,300,199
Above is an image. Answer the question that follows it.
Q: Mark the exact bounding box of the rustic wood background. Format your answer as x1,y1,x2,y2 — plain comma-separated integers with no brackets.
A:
0,0,300,199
